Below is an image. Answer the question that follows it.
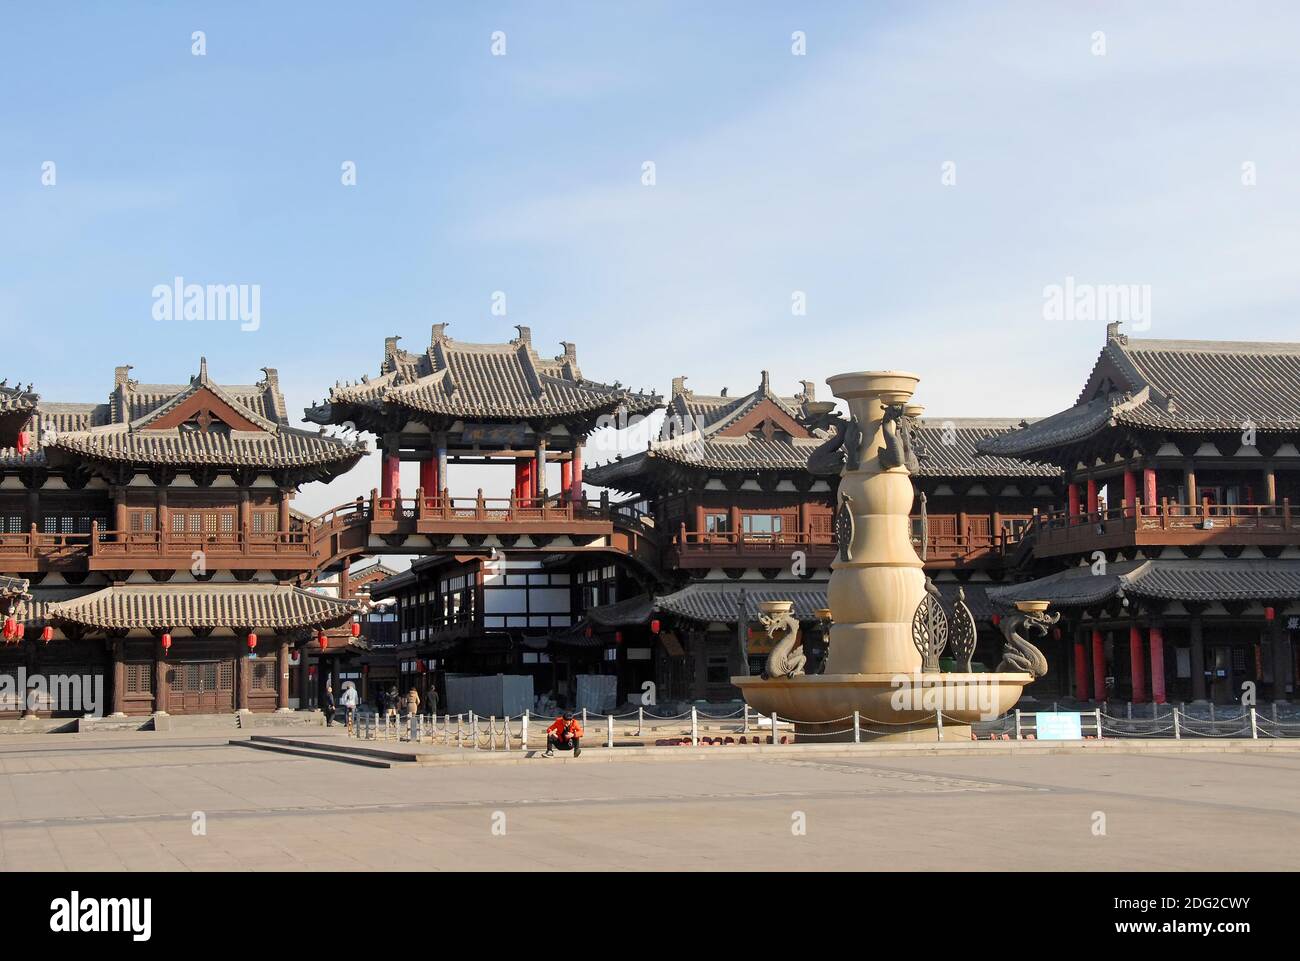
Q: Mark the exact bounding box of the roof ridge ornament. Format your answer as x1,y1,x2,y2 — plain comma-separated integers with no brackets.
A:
1106,320,1129,346
197,357,210,386
431,323,450,344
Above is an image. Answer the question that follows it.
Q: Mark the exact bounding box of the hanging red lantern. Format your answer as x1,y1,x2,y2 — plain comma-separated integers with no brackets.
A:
161,633,172,656
2,617,14,641
614,631,623,644
991,614,1001,627
16,430,29,455
247,632,258,651
319,633,329,651
15,623,24,641
41,625,53,643
650,619,661,635
350,621,360,638
1265,606,1276,621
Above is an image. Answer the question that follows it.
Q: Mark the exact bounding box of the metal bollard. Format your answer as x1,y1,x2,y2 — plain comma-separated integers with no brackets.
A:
582,708,588,729
409,713,418,743
771,712,778,746
936,709,943,743
637,706,643,737
489,716,496,751
1095,708,1104,739
1014,709,1022,740
607,713,614,748
1250,707,1258,739
522,711,530,750
691,706,698,746
1173,708,1181,740
503,715,511,752
853,710,860,744
742,702,750,733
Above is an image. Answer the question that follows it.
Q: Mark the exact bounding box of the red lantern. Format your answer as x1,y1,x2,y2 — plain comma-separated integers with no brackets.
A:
16,431,30,455
1265,607,1276,621
41,625,53,643
15,623,24,641
614,631,623,644
2,617,14,641
991,614,1001,627
650,619,661,635
161,633,172,656
247,632,257,651
350,621,360,638
319,633,329,652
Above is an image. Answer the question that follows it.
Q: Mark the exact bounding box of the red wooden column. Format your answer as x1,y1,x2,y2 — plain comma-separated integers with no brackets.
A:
1091,629,1106,702
381,454,401,500
560,459,573,498
570,443,584,502
1123,470,1138,514
513,458,528,501
419,457,438,499
1073,635,1089,702
1086,478,1098,518
1067,483,1080,521
1129,624,1147,703
276,638,290,711
1143,468,1157,517
1149,622,1166,704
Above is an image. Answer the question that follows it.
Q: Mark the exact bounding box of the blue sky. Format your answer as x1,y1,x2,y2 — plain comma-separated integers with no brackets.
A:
3,1,1300,513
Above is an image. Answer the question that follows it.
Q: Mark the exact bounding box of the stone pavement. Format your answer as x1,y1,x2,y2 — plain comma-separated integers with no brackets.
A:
0,734,1297,870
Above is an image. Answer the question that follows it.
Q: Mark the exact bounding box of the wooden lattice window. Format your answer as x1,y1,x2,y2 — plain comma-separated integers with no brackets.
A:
129,510,155,533
251,659,277,690
125,663,152,694
218,661,234,690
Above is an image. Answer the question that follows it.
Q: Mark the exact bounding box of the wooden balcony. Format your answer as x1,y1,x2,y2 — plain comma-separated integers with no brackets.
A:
0,488,662,577
1030,499,1300,558
669,526,1010,569
668,527,838,570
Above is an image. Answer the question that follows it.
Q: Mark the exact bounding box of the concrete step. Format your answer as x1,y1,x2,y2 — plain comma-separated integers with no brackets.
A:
155,714,240,733
237,712,326,730
246,735,419,763
77,716,153,734
229,739,392,768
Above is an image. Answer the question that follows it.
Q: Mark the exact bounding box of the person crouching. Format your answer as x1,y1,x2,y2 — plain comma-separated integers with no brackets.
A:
544,712,584,758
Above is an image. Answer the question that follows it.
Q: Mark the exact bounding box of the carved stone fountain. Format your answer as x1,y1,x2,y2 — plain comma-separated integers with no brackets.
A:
732,371,1046,742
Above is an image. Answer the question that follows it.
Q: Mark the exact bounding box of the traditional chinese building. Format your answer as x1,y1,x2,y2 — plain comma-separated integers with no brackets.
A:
0,361,365,719
304,324,660,504
980,325,1300,705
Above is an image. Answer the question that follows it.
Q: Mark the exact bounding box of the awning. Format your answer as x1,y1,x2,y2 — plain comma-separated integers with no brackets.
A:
47,584,360,631
988,559,1300,608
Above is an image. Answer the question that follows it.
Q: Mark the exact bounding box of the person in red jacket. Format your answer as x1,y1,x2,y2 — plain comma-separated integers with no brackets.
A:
544,712,583,757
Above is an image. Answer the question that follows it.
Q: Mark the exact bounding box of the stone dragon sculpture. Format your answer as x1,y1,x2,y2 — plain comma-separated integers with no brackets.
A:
995,608,1056,678
879,403,921,473
807,413,862,475
759,607,806,680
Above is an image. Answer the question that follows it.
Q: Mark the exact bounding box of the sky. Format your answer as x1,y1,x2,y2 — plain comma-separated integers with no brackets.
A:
3,1,1300,517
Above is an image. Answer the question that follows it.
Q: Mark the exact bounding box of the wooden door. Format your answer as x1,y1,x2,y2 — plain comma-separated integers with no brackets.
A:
167,659,235,714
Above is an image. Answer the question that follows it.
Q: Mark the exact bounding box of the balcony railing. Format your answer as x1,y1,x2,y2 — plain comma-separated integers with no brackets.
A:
671,526,1010,565
1032,499,1298,553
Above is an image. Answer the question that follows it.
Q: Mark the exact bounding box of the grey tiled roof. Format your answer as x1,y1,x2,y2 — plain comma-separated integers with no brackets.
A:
980,334,1300,457
654,581,829,624
48,583,360,631
912,419,1059,478
0,384,38,417
587,373,829,489
309,326,661,423
29,360,364,472
47,425,363,469
0,576,31,598
988,559,1300,607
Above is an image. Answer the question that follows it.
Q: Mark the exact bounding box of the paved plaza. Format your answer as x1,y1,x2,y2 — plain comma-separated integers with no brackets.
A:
0,735,1296,871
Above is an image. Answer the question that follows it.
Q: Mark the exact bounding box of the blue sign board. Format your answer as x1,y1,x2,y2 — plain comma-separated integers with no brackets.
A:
1035,712,1083,740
